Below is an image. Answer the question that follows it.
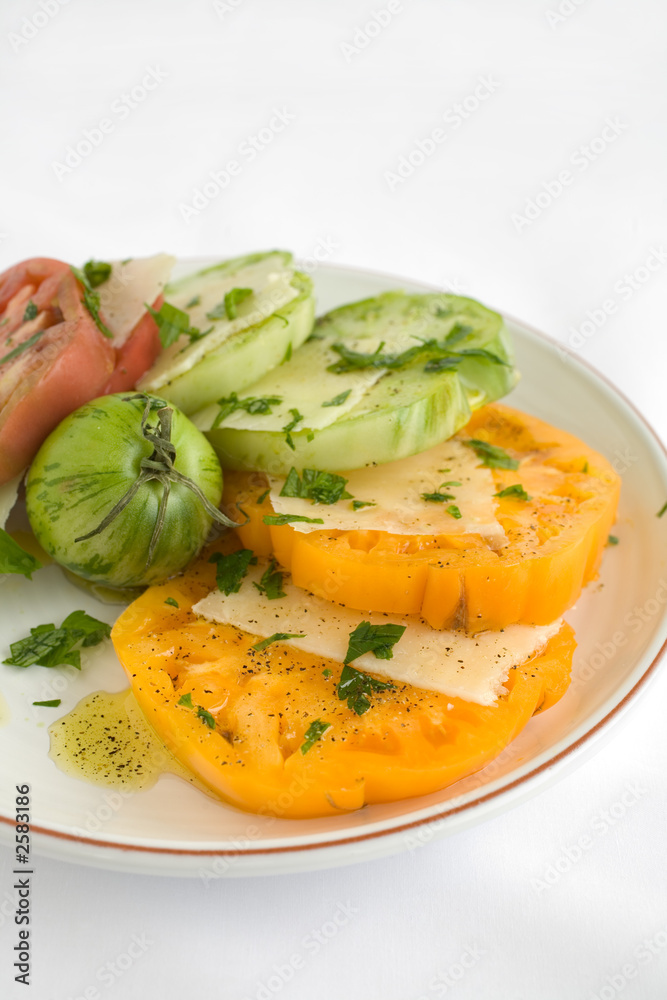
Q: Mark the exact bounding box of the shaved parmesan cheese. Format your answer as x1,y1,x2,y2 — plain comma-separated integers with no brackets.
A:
0,472,22,529
98,254,175,346
193,567,561,705
268,438,506,544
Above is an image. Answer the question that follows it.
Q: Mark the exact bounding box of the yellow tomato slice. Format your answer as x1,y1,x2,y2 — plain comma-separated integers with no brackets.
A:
111,537,575,819
224,404,620,632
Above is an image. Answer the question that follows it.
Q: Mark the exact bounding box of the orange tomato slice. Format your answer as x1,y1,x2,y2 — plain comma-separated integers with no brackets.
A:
111,536,575,819
223,404,620,632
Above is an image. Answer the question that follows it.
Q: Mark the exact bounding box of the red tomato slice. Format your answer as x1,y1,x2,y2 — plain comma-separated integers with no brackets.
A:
0,259,165,484
103,294,163,394
0,260,115,484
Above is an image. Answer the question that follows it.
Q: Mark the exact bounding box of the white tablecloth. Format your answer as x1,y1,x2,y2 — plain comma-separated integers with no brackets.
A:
1,1,666,997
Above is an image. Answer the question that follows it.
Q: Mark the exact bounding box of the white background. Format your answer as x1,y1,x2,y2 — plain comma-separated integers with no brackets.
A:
1,1,667,998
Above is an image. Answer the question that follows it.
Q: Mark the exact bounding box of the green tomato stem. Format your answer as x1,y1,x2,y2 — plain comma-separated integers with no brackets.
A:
74,395,241,568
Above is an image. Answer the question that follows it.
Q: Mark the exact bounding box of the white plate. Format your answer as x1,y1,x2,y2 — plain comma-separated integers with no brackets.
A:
1,261,666,878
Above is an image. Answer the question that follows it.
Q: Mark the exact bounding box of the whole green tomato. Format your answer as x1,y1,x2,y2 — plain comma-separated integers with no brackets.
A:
26,393,238,588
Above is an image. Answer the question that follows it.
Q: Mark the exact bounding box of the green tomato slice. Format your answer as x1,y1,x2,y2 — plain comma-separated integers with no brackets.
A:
194,291,518,473
138,251,315,414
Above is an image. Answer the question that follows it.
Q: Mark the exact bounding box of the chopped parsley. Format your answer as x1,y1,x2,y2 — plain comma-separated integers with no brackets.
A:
0,529,42,579
146,301,211,350
658,501,667,518
282,408,304,450
82,259,112,288
322,668,333,679
209,548,257,595
71,265,113,338
164,597,180,608
197,706,216,729
421,490,456,503
608,534,619,545
281,342,293,364
446,504,462,519
326,337,509,376
32,699,61,708
344,620,406,664
1,329,46,365
262,513,324,526
3,611,111,670
465,439,519,470
212,392,283,428
280,468,351,506
178,692,215,729
251,632,306,652
300,719,331,754
494,484,531,501
222,287,253,320
336,664,395,716
22,300,38,322
322,389,352,407
185,295,201,309
253,558,286,600
351,499,375,510
257,489,270,505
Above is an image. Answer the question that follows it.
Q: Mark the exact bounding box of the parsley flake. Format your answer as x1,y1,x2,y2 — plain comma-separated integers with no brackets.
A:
253,558,287,600
352,500,375,510
212,392,282,428
344,620,406,664
178,692,194,708
22,300,38,322
494,484,531,501
146,301,211,350
3,611,111,670
608,534,619,545
83,259,112,288
658,501,667,518
336,664,395,716
262,513,324,526
164,597,180,608
197,706,216,729
251,632,306,652
222,287,253,320
322,389,352,407
282,408,304,450
280,468,351,506
0,528,42,579
300,719,331,754
209,548,257,595
71,266,113,338
1,329,46,365
465,439,519,470
446,504,462,519
32,699,61,708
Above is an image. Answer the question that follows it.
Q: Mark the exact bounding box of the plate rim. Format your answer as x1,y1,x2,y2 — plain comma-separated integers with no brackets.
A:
2,258,666,869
